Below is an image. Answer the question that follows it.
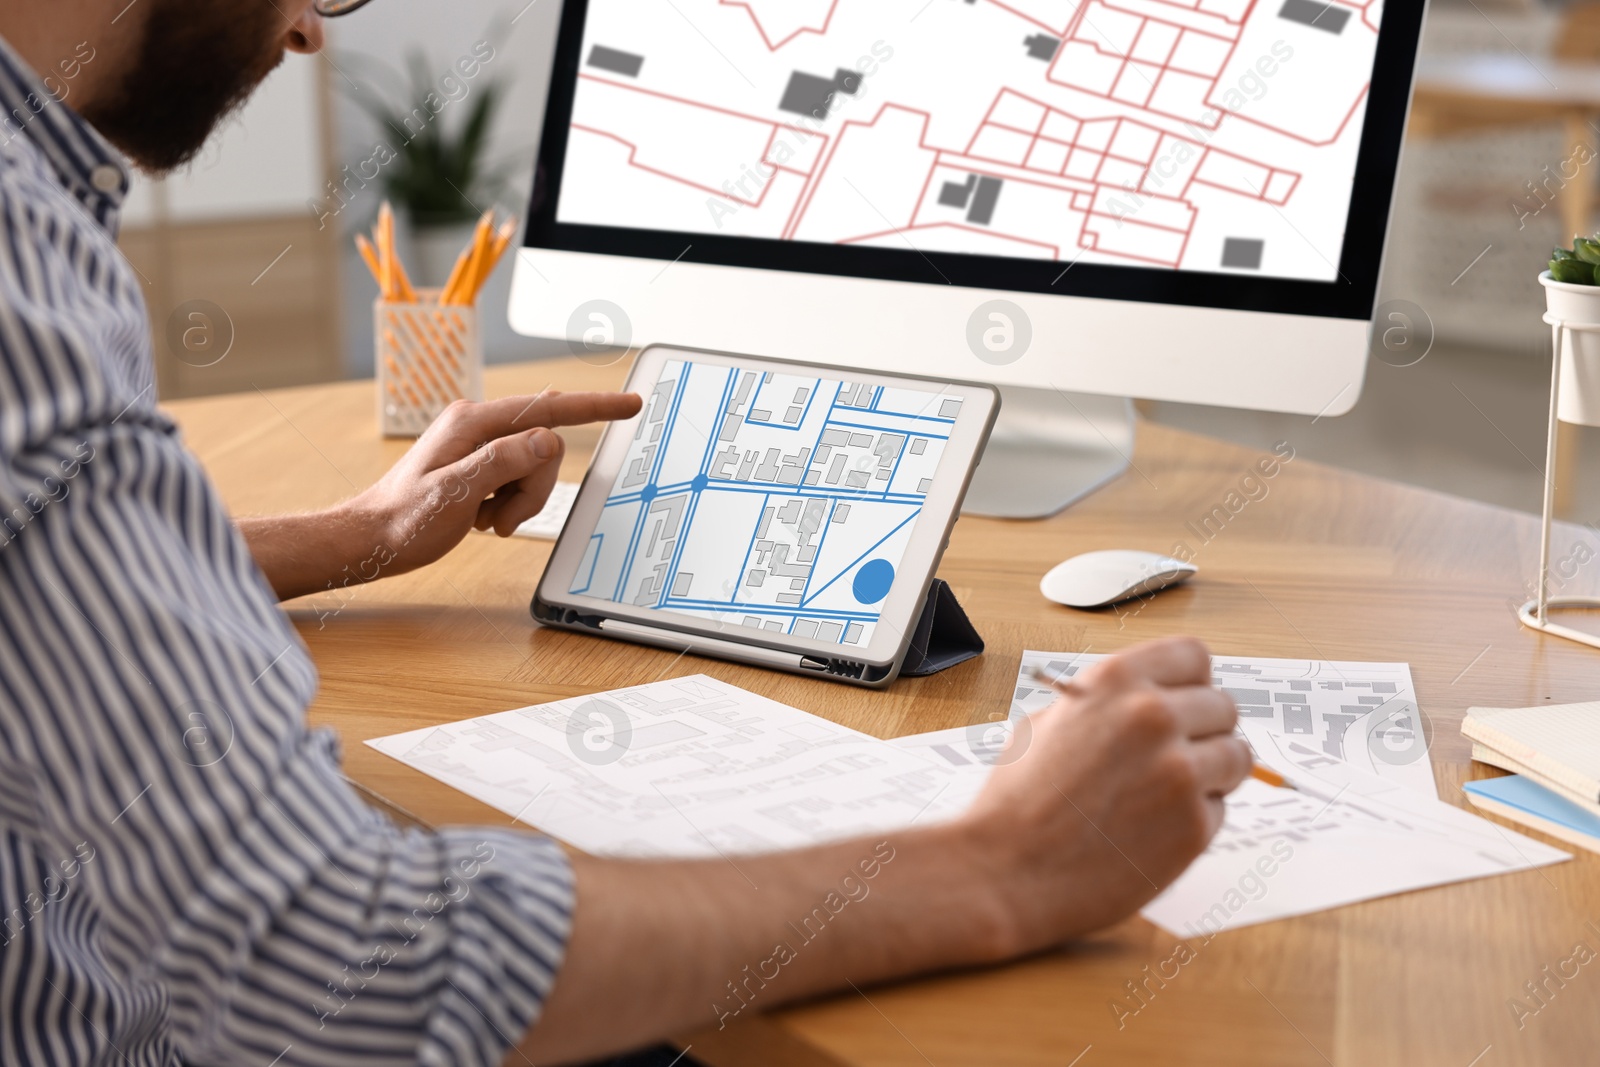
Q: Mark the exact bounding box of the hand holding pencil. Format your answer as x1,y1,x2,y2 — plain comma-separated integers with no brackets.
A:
958,637,1254,940
1029,663,1298,791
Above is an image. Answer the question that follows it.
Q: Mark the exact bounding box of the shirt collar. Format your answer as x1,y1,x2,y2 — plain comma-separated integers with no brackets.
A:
0,34,130,229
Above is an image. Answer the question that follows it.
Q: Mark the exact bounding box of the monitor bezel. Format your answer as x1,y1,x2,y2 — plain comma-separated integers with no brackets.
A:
522,0,1425,322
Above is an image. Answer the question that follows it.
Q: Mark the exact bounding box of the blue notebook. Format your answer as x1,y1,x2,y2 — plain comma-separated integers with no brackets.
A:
1463,775,1600,854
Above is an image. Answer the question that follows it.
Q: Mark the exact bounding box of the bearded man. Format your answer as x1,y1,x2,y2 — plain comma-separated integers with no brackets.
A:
0,4,1248,1065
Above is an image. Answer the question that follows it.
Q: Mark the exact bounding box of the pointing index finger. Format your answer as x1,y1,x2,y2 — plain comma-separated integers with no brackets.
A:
510,391,643,430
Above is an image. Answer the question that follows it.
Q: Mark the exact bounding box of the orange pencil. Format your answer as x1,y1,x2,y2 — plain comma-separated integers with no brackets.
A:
356,234,383,287
448,211,494,305
462,218,518,304
439,246,473,306
462,213,495,304
1248,764,1298,791
375,220,394,300
489,218,517,260
381,203,417,302
378,204,393,287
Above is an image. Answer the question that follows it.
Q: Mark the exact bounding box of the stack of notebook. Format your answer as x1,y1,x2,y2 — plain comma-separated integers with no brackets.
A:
1462,701,1600,854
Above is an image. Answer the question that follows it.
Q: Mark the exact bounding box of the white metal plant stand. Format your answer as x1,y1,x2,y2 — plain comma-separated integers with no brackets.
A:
1520,294,1600,649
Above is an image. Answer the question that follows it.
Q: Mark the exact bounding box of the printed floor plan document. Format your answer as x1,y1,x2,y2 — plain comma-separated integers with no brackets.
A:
369,654,1565,933
368,675,969,858
892,651,1564,934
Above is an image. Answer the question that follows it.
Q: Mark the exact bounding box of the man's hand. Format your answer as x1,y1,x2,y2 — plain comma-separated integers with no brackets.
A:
238,391,642,601
961,636,1251,951
516,637,1249,1063
349,391,642,568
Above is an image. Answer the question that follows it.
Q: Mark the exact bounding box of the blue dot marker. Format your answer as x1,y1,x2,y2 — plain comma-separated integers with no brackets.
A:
639,483,658,503
691,472,710,493
852,559,895,604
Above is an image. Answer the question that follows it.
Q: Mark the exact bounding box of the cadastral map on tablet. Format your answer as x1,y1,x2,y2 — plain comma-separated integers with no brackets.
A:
570,359,962,648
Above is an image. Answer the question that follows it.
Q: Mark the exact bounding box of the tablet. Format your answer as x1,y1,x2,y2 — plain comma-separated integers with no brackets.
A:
533,346,999,686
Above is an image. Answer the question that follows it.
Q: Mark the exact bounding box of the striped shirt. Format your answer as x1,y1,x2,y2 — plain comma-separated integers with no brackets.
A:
0,37,573,1067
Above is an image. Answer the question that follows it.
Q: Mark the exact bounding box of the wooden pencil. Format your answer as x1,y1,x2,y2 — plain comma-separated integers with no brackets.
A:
1030,667,1298,791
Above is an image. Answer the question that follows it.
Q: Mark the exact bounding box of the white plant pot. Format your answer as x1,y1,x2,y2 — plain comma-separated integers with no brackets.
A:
1542,270,1600,428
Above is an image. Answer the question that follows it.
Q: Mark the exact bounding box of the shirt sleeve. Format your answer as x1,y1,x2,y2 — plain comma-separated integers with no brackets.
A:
0,156,574,1067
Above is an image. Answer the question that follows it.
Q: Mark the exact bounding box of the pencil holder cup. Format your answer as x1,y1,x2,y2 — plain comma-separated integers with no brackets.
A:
375,289,484,437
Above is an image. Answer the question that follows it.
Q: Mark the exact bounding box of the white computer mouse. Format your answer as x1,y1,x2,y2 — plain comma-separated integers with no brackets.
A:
1039,549,1198,609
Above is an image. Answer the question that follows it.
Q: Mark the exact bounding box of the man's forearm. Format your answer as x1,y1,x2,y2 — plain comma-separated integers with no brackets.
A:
520,821,1017,1065
236,505,387,601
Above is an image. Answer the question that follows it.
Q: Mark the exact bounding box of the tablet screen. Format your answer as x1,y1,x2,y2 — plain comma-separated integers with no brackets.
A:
567,358,963,651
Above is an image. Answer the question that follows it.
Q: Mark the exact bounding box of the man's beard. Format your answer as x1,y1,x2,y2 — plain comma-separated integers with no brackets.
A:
79,0,289,173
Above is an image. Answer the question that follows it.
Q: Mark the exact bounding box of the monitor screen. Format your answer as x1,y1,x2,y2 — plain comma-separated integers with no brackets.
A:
568,356,963,650
527,0,1421,318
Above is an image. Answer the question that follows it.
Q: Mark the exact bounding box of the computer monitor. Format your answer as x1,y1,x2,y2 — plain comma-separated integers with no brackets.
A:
511,0,1424,517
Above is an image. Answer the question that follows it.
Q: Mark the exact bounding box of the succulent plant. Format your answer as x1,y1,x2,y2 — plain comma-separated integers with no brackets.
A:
1549,237,1600,285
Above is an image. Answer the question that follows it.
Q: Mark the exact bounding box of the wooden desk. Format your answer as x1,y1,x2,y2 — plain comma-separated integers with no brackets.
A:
166,359,1600,1067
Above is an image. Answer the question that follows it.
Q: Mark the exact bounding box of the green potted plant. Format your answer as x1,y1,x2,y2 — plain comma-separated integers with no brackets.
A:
348,49,515,286
1543,236,1600,426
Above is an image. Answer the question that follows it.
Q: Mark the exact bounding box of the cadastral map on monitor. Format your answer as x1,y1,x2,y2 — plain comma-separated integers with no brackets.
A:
556,0,1381,280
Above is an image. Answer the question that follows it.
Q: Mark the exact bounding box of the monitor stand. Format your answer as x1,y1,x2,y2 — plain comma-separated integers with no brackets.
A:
962,386,1135,520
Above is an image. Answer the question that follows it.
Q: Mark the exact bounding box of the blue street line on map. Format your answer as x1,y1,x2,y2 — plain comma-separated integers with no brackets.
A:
572,532,603,594
648,363,691,485
728,491,770,604
605,478,697,508
657,484,703,608
614,500,649,601
828,414,953,431
664,482,924,505
797,499,835,603
884,434,909,495
608,483,925,507
801,508,921,608
695,366,738,477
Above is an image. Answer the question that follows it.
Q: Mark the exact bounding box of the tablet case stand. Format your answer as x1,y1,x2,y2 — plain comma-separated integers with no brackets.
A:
898,579,984,677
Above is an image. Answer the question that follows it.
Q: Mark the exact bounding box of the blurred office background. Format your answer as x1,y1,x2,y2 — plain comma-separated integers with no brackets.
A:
125,0,1600,521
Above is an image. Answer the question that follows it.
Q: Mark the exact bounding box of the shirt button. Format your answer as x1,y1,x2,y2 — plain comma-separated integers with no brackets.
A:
90,165,123,193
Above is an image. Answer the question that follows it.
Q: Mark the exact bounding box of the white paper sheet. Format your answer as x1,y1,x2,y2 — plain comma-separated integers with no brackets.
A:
1010,650,1437,795
366,674,967,858
1139,753,1569,935
368,654,1567,934
887,650,1566,935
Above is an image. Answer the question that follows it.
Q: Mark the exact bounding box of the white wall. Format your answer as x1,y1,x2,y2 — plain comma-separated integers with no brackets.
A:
123,58,324,226
328,0,568,371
